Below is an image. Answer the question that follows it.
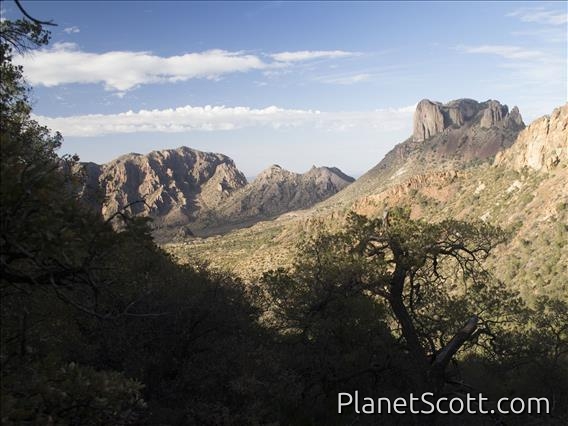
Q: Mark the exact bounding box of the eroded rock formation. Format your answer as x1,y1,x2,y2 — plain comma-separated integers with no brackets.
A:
78,147,247,226
412,98,524,142
495,103,568,171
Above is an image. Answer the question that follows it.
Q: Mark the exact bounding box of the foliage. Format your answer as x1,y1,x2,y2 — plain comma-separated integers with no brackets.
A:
1,360,145,425
0,15,269,425
253,210,567,423
1,13,566,426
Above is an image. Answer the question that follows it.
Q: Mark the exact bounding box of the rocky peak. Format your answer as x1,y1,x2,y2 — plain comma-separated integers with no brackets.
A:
80,146,247,226
213,165,354,225
413,99,445,142
255,164,294,182
480,100,508,128
494,103,568,172
412,98,524,142
304,165,355,186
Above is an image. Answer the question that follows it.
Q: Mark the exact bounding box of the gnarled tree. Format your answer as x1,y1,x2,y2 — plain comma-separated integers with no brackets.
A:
347,209,518,394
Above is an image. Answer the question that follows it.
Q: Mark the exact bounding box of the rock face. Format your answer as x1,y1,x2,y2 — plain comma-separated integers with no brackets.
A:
412,98,524,142
495,103,568,171
324,98,526,207
480,100,508,128
413,100,445,142
215,164,354,222
78,147,354,237
79,147,247,226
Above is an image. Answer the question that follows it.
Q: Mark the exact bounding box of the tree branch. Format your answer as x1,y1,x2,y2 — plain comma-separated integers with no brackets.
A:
432,315,478,372
14,0,57,26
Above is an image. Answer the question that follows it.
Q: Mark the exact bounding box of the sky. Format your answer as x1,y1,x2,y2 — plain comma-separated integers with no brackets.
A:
3,1,567,177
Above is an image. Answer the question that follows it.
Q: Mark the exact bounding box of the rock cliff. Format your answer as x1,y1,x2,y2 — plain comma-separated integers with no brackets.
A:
326,98,526,206
494,103,568,171
413,98,524,142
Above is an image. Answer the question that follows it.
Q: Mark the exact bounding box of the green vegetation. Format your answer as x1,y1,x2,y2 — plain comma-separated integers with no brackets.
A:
2,16,566,426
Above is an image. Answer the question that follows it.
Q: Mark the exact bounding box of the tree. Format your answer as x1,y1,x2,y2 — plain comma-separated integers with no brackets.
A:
257,209,527,415
1,14,148,424
345,209,517,394
256,228,405,423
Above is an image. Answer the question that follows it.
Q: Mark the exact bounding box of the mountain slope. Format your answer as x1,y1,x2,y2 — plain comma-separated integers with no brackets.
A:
78,146,248,227
208,164,354,226
167,102,567,301
78,146,353,237
495,104,567,171
322,98,525,208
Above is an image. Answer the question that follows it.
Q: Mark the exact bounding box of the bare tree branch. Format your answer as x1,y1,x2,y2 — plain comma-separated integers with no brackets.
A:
14,0,57,26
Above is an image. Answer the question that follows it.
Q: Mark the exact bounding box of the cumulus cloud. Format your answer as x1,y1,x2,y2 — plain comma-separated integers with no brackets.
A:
15,43,268,91
270,50,357,62
15,45,359,91
63,26,80,34
33,104,415,137
507,8,568,26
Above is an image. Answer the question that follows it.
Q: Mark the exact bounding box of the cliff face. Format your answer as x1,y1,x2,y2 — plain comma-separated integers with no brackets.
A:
79,147,247,226
412,98,524,142
324,98,526,207
494,103,568,172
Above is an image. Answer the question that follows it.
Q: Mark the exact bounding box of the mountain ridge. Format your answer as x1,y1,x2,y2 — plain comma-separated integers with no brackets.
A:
318,98,525,208
166,101,567,301
77,146,354,237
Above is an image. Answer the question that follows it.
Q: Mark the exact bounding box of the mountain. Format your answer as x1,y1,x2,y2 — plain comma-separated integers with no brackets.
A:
495,104,567,172
78,146,248,227
323,98,525,207
167,102,567,301
208,164,354,227
78,146,353,237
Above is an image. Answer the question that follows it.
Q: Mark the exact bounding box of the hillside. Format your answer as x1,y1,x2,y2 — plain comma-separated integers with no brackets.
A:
167,102,567,301
319,98,525,208
78,146,248,227
205,164,354,230
78,146,353,238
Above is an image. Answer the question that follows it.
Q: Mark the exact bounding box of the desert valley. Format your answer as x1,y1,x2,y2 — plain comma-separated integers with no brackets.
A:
2,1,567,424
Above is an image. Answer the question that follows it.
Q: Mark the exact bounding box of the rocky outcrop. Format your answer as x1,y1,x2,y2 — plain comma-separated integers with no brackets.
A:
214,164,354,222
323,98,526,207
79,147,247,226
495,104,568,171
412,98,524,142
413,100,445,142
78,147,354,238
480,100,508,128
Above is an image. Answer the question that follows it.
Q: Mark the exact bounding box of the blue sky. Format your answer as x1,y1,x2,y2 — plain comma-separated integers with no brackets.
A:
3,1,567,177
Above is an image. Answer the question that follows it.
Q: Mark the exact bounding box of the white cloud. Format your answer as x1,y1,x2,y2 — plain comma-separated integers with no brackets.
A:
63,26,80,34
317,73,372,85
20,44,266,91
33,104,415,137
270,50,357,62
16,43,268,91
459,45,545,60
511,28,567,44
507,8,568,26
15,45,359,91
